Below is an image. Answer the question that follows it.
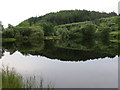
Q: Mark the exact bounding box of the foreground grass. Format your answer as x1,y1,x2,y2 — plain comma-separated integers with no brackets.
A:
0,71,2,90
2,66,22,88
2,66,54,89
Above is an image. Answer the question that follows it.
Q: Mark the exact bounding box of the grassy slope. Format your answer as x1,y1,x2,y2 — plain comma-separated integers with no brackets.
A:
110,31,120,35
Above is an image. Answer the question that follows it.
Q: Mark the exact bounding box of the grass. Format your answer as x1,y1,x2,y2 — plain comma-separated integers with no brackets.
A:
110,31,120,35
2,66,23,88
0,70,2,90
110,40,120,43
2,38,16,42
109,31,120,40
1,66,54,89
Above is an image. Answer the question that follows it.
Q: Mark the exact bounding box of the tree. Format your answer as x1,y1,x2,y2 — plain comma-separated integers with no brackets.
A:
81,24,96,40
40,22,54,36
100,27,111,40
0,21,4,31
56,27,69,39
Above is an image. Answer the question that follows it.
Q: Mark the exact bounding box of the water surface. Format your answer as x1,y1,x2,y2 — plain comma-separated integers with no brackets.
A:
1,39,119,88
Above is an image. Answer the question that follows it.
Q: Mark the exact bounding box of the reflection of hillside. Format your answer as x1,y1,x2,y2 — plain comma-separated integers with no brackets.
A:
55,40,119,56
2,39,119,61
37,40,119,61
38,47,116,61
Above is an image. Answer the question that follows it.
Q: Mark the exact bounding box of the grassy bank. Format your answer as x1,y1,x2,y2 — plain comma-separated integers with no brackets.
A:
2,66,54,89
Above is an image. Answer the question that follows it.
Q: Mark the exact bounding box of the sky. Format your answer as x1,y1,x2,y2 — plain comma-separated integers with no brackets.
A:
0,0,119,27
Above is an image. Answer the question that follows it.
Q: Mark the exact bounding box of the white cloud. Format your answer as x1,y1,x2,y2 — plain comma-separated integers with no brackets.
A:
0,0,119,27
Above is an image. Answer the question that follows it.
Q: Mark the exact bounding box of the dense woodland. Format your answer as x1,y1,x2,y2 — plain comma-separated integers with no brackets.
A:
1,10,119,43
19,10,117,26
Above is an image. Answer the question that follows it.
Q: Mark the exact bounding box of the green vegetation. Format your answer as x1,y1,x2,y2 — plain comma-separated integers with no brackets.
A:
2,10,118,42
44,36,61,40
2,66,23,88
2,38,16,42
2,66,54,88
110,40,120,43
110,31,120,40
19,10,116,26
1,11,119,55
0,21,3,39
110,31,120,35
2,26,44,40
2,38,119,61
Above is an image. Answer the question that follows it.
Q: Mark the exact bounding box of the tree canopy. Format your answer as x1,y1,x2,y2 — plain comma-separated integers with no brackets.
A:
19,10,117,27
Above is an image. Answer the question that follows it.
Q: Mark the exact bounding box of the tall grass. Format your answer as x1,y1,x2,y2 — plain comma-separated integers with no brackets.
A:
2,66,54,89
2,66,23,88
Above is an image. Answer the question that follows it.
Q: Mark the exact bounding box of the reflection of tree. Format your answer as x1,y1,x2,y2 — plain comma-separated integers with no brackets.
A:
2,40,44,56
52,39,119,61
81,38,95,49
2,39,119,61
38,45,116,61
101,37,110,45
2,42,16,55
0,49,4,59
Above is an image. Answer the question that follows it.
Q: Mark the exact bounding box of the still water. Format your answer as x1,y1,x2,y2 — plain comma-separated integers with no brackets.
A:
1,39,119,88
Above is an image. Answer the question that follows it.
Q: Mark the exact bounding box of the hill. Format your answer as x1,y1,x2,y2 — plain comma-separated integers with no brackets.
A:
18,10,117,27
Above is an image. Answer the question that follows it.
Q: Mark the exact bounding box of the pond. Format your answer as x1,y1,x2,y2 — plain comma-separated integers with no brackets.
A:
1,39,119,88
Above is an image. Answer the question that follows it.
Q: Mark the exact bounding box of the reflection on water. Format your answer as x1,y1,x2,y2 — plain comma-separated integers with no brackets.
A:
2,39,119,61
1,39,119,88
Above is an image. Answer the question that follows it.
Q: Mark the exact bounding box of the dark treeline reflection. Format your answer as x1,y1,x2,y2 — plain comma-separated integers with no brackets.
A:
2,39,119,61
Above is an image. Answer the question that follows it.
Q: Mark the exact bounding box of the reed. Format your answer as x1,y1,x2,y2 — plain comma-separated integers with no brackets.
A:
2,66,54,89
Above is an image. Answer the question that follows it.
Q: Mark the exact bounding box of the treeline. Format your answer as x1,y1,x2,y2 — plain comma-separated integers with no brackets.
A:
2,21,58,41
19,10,117,26
2,25,44,41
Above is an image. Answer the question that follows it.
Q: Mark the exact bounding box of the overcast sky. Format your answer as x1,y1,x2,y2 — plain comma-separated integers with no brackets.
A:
0,0,119,27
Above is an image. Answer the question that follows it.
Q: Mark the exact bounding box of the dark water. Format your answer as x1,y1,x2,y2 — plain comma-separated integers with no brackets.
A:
1,39,119,88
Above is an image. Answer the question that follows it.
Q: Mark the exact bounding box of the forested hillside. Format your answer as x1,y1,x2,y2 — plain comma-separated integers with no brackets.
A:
18,10,117,26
